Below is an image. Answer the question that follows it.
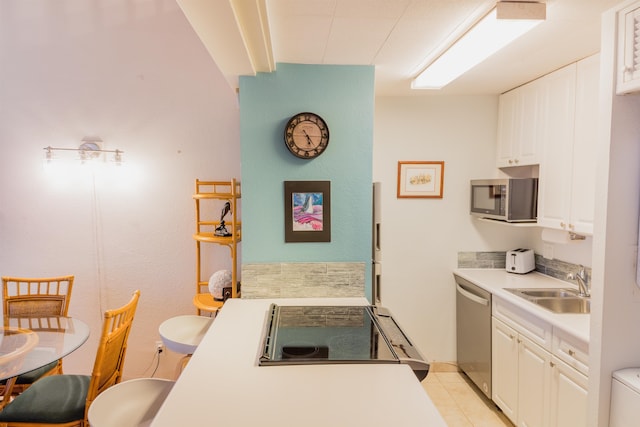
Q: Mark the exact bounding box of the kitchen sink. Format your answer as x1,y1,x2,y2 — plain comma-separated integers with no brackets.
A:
505,288,590,314
533,297,591,314
507,288,579,298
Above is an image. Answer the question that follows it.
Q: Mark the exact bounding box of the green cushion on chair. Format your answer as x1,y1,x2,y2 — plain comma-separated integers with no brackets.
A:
0,360,59,386
15,360,60,384
0,375,90,423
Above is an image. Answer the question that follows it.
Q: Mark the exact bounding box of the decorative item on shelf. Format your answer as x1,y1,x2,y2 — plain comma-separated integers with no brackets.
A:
208,270,231,301
44,137,123,165
208,270,240,302
214,202,232,237
397,161,444,198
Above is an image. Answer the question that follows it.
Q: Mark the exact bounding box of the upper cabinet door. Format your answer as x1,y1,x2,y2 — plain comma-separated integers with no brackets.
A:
537,55,599,235
536,63,577,231
496,90,519,167
496,81,541,168
617,3,640,94
570,55,600,234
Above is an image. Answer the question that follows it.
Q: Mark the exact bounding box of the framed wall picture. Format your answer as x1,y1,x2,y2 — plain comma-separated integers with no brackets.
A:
284,181,331,242
397,161,444,198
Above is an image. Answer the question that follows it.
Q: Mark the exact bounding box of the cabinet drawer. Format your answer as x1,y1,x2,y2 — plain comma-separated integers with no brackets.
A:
493,297,552,350
552,328,589,376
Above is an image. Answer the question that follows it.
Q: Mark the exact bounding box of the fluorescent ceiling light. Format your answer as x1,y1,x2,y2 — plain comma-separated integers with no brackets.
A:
412,2,546,90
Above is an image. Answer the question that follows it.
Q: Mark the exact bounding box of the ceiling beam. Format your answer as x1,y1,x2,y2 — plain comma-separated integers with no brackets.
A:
232,0,275,73
176,0,275,92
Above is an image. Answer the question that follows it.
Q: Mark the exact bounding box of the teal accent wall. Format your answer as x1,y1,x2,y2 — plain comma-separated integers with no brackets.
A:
239,63,374,296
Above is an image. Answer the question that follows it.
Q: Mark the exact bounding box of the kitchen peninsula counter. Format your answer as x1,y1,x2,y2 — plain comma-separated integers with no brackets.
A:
151,298,446,427
454,268,590,343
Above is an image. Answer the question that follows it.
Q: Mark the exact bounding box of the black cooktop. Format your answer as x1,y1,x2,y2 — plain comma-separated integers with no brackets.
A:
258,304,429,380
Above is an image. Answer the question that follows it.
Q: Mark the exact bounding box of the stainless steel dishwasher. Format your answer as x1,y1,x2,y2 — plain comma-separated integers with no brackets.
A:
455,274,492,399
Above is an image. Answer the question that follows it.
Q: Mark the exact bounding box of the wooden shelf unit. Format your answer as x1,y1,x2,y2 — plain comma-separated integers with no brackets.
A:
192,179,241,315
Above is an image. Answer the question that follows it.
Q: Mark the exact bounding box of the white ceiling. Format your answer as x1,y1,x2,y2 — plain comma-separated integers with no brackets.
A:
180,0,621,96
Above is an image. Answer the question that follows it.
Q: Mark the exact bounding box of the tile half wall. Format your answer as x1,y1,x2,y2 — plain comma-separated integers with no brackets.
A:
241,262,365,299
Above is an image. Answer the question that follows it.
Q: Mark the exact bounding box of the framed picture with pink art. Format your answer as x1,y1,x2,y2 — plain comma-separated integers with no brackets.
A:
397,161,444,198
284,180,331,242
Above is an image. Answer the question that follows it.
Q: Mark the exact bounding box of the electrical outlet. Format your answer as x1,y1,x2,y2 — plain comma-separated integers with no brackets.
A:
155,340,165,353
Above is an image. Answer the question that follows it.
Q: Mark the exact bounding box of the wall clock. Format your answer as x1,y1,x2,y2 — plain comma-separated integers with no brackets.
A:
284,112,329,159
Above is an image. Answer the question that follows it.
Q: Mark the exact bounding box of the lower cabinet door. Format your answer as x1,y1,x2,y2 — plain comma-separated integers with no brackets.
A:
517,335,552,427
492,317,518,423
549,356,588,427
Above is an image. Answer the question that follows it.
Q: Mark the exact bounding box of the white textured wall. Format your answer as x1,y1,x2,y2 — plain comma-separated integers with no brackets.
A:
373,96,539,362
0,1,240,379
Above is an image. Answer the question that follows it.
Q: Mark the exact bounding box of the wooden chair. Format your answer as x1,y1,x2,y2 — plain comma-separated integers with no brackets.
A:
0,290,140,427
0,276,74,405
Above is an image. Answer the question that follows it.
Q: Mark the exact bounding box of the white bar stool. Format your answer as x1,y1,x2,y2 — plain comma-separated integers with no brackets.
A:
159,315,214,378
88,378,175,427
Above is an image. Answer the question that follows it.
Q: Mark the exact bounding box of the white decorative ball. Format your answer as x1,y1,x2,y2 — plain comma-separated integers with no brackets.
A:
208,270,232,301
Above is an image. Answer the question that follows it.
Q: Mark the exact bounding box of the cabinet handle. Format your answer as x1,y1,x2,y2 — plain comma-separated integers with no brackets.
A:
550,361,555,368
508,159,514,164
514,158,519,164
560,222,566,228
568,349,575,357
569,224,575,230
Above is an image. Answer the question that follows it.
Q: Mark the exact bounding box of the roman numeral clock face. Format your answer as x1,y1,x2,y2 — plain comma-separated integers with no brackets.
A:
284,112,329,159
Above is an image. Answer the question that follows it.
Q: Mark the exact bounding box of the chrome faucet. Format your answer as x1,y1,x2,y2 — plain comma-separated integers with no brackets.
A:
568,265,590,297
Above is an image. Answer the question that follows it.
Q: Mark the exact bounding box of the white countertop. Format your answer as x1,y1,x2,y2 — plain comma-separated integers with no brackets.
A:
151,297,447,427
453,268,590,343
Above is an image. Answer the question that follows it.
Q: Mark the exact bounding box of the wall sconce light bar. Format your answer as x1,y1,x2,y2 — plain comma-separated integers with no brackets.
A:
412,1,546,90
44,138,124,165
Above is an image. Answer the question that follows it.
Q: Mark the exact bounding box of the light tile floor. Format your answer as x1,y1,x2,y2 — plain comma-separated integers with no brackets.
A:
422,368,513,427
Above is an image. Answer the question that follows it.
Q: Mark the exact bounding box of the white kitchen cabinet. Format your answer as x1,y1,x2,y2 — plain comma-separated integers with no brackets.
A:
552,326,590,377
617,2,640,94
492,316,551,427
491,296,588,427
537,55,599,235
518,334,552,427
496,79,541,168
492,317,518,422
549,356,588,427
568,55,599,234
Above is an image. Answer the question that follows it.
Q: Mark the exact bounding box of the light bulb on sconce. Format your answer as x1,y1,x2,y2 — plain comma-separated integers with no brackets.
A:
113,149,123,166
79,138,103,163
44,146,54,163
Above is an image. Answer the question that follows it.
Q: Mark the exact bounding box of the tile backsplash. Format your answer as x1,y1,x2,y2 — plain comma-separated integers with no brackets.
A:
241,262,365,299
457,251,507,269
457,251,591,286
241,254,590,299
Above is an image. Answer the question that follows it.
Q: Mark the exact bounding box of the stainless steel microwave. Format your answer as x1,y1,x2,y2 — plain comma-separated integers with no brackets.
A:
470,178,538,222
